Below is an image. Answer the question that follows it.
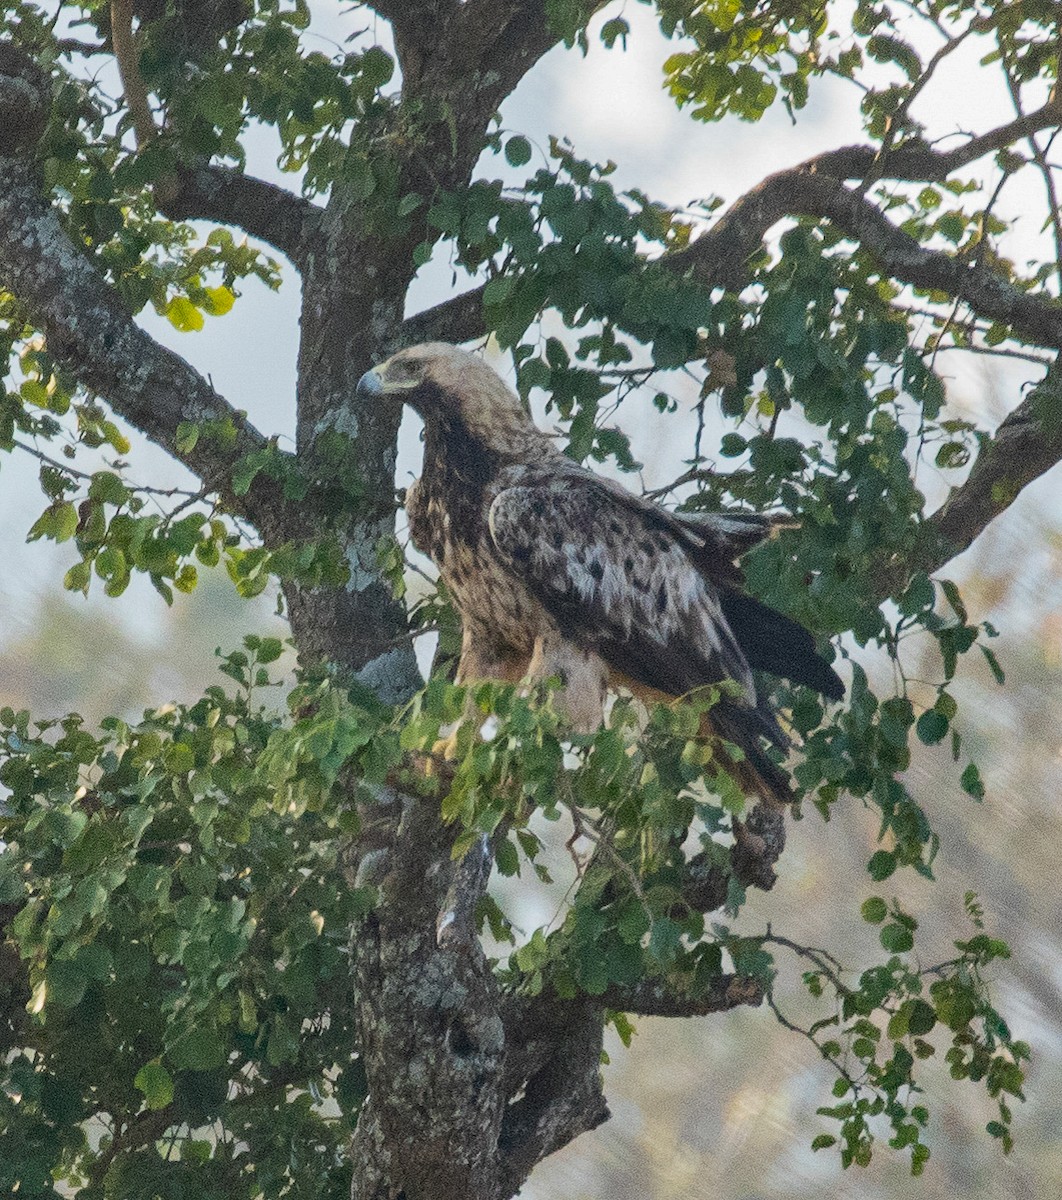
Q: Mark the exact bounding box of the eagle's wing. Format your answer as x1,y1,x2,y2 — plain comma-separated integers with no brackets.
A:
486,465,757,705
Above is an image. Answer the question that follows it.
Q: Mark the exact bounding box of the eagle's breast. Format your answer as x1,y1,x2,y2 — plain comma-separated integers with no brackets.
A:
408,468,554,655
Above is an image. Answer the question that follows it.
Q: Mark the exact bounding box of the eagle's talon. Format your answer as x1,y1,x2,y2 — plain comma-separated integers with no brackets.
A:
431,729,461,763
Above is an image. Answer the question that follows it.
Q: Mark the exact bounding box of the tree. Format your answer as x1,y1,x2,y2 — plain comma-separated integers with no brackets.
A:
0,1,1054,1196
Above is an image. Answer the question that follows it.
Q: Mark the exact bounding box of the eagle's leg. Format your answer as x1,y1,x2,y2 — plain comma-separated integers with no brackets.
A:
525,630,608,734
430,628,529,762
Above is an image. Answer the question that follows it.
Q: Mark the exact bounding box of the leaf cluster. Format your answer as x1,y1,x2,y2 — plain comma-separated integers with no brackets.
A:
0,639,372,1199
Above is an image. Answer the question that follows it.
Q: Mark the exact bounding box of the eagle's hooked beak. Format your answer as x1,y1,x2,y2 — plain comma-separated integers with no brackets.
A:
355,366,384,398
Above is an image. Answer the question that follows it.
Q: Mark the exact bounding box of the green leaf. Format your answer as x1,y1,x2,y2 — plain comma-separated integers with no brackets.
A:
861,897,888,924
45,959,87,1009
961,762,985,800
361,46,395,88
867,850,897,881
600,17,629,48
164,742,195,774
880,923,915,953
64,560,92,595
170,1025,226,1071
980,645,1005,685
173,564,198,593
88,471,129,505
907,998,937,1036
135,1060,175,1110
28,502,78,544
256,636,284,664
916,709,948,745
176,421,200,453
505,135,533,167
495,837,519,876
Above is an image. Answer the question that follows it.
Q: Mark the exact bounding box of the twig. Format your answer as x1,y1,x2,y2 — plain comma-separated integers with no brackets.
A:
110,0,157,148
642,465,716,500
762,927,847,986
13,438,204,501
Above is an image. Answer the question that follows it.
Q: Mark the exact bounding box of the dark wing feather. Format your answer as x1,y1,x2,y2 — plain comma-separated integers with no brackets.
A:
670,509,790,560
718,588,844,700
487,466,757,705
487,464,844,803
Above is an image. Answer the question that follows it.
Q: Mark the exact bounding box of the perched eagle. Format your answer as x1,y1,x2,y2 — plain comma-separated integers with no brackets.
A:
357,343,843,802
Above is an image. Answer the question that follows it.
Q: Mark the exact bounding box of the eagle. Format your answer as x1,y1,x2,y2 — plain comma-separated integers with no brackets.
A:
356,343,843,803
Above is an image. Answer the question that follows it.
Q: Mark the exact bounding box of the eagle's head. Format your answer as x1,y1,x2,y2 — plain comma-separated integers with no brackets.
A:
356,342,551,457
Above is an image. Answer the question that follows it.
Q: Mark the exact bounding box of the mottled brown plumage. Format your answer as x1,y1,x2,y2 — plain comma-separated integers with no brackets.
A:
356,343,843,801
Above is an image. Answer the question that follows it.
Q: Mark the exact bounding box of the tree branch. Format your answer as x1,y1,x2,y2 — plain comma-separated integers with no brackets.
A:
349,795,508,1200
0,43,49,155
395,133,1062,605
396,101,1062,355
809,98,1062,184
87,1107,175,1188
0,157,277,513
595,971,765,1017
107,9,317,261
401,285,488,347
667,171,1062,349
494,968,762,1195
497,997,608,1199
366,0,455,22
915,365,1062,577
160,163,323,268
111,0,158,149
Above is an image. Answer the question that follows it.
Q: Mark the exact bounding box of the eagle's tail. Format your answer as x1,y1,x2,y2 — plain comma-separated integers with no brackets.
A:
707,698,794,806
719,587,844,701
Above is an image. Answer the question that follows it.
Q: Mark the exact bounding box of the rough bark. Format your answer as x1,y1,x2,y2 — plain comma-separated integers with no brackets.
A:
160,164,324,268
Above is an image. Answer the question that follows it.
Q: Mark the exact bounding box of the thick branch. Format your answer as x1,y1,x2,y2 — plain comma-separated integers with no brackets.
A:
401,285,487,346
0,44,49,154
596,972,764,1017
349,797,506,1200
0,157,275,512
161,164,323,267
366,0,455,23
672,172,1062,587
810,99,1062,184
110,5,311,259
916,371,1062,577
667,172,1062,352
497,996,607,1199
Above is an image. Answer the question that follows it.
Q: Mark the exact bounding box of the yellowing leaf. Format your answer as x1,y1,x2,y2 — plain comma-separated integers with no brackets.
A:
28,978,46,1014
202,285,236,316
102,421,132,454
166,296,205,333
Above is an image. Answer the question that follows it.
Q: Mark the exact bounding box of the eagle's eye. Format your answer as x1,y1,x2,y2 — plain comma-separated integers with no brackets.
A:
386,356,427,388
